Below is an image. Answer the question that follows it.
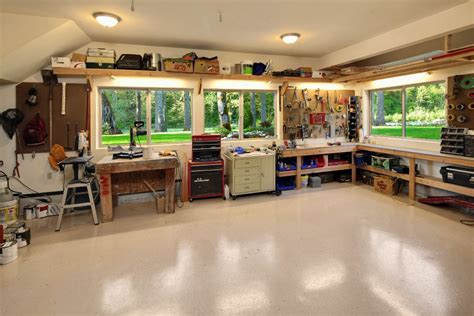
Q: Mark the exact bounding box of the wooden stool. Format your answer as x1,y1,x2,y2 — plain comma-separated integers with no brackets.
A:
55,178,99,231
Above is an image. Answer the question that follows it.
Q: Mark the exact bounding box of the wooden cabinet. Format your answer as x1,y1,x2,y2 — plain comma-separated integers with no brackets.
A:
224,152,276,199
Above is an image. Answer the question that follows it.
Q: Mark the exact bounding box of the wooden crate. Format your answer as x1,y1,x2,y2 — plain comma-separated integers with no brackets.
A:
373,175,398,195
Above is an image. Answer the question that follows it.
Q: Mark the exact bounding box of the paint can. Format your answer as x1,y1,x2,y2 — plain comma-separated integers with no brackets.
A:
15,227,31,248
0,199,19,225
48,204,60,216
23,204,36,220
220,63,231,75
35,204,48,219
241,61,253,75
0,240,18,265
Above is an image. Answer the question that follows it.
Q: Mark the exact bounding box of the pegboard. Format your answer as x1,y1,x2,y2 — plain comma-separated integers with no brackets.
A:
16,82,88,154
280,87,355,140
446,73,474,129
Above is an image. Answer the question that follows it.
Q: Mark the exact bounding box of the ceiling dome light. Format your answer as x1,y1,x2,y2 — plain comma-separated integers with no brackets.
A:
93,12,121,27
280,33,300,44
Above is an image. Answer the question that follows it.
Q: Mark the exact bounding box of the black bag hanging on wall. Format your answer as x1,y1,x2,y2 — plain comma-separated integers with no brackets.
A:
0,108,24,138
22,113,47,146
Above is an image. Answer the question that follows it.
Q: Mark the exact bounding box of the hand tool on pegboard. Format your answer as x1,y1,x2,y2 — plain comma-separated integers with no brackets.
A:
13,150,20,177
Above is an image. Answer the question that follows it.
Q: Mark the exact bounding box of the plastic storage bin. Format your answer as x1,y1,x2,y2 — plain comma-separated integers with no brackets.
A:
371,155,400,170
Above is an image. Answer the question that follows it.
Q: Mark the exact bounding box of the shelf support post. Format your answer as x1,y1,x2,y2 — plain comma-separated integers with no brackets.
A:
409,158,416,201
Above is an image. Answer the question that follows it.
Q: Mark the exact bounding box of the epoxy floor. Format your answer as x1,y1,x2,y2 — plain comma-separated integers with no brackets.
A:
1,183,473,315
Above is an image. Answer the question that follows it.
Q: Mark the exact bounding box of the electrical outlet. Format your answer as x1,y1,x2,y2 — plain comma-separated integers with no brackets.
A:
47,172,53,180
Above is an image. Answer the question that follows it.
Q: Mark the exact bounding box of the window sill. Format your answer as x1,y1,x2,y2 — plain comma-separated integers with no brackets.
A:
368,135,440,152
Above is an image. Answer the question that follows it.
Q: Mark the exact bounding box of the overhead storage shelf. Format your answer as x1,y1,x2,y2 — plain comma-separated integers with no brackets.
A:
332,48,474,83
52,68,331,83
53,48,473,84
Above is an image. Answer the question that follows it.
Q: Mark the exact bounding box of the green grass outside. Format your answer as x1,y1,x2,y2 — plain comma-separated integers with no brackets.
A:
102,132,191,145
371,126,442,140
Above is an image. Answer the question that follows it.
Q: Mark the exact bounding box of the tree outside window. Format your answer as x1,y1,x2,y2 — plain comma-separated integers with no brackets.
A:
204,90,276,140
100,88,192,146
370,82,446,140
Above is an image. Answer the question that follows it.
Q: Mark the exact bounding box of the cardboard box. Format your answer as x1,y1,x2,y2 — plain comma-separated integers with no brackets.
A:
71,53,86,62
373,175,397,195
194,57,219,74
71,62,86,69
70,53,87,68
163,58,193,73
51,57,71,68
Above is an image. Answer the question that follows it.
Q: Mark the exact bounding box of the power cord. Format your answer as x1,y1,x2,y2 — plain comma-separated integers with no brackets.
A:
0,170,52,203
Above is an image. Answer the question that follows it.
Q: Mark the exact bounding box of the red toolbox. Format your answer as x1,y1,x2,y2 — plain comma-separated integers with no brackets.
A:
188,159,225,202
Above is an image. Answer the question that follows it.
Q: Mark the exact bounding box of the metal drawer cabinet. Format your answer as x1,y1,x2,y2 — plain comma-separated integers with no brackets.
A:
224,152,277,199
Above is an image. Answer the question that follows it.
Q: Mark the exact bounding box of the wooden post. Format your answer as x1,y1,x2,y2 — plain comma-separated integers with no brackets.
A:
444,34,452,52
351,151,357,184
99,173,113,222
409,158,416,201
164,168,176,213
296,156,302,189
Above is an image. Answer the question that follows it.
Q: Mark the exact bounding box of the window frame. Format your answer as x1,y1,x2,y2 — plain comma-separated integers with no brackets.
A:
203,89,278,141
98,86,194,147
369,80,446,141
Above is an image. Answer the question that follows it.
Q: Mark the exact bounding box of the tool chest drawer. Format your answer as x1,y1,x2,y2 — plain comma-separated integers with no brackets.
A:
235,174,260,185
235,158,260,169
235,182,260,194
234,167,259,176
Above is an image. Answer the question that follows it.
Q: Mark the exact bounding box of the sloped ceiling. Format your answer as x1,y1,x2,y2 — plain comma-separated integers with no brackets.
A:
1,0,469,58
0,13,91,83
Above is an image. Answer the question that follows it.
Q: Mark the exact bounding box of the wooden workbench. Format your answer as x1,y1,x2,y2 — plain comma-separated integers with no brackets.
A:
96,154,178,222
277,144,357,189
277,143,474,199
357,144,474,200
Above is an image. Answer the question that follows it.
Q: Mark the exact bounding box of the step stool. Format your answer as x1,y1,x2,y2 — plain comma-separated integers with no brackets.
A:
55,178,99,231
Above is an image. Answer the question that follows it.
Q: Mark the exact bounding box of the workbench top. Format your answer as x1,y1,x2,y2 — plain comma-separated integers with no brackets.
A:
96,153,178,173
224,150,276,159
358,144,474,166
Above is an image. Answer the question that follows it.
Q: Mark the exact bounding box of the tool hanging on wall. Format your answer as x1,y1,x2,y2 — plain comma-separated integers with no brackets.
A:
61,82,66,115
302,89,310,108
13,150,20,177
26,87,38,106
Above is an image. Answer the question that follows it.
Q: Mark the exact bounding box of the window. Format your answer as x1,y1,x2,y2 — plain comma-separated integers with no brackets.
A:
370,82,446,140
150,90,192,144
204,90,276,140
204,91,240,138
243,92,275,138
100,88,192,146
371,89,403,137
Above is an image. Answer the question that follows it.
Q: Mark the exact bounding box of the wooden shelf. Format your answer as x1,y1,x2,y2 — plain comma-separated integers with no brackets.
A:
301,164,352,175
416,175,474,196
276,170,297,177
52,68,331,83
332,48,474,83
358,165,410,181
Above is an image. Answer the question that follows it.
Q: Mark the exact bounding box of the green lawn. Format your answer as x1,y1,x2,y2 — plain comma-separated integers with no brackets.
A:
102,132,191,145
371,126,442,140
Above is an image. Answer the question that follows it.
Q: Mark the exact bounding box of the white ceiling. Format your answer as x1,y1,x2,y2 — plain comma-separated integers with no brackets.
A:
0,0,469,58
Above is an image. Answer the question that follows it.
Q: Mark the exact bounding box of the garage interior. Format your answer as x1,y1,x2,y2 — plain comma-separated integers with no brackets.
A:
0,0,473,315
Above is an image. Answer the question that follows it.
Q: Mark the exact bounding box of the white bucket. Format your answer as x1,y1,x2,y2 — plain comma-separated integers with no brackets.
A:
0,199,18,225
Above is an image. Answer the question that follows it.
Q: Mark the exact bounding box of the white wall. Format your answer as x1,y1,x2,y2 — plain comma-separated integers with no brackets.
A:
318,0,474,69
0,13,90,83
